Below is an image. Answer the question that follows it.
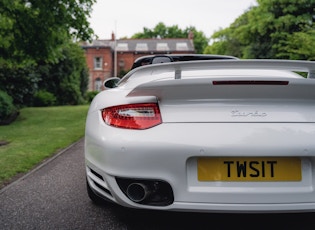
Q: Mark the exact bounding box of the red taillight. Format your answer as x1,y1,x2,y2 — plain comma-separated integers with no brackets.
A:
102,103,162,129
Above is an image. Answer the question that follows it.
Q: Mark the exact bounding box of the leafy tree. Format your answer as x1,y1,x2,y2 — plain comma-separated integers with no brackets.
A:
279,30,315,60
132,22,209,54
0,5,15,66
37,43,89,105
205,0,315,60
0,0,94,109
204,27,244,57
0,0,96,65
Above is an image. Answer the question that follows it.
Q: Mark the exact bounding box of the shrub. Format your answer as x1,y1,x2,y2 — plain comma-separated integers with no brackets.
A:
0,65,40,106
33,90,56,107
86,91,99,102
0,90,19,125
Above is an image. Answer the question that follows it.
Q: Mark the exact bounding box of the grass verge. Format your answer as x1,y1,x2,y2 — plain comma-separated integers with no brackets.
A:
0,105,89,189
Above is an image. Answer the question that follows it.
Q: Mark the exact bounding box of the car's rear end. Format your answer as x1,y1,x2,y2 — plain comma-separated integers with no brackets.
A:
85,60,315,212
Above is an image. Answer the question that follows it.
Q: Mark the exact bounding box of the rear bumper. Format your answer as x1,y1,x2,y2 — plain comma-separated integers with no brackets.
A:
169,202,315,213
85,121,315,212
86,165,315,213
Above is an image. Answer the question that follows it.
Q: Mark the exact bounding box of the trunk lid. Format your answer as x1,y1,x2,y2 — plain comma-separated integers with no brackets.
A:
126,72,315,123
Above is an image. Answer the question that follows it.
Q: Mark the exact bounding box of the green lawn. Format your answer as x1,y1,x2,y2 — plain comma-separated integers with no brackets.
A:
0,105,89,188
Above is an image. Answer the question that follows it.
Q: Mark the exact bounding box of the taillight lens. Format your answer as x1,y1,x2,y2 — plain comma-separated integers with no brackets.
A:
102,103,162,129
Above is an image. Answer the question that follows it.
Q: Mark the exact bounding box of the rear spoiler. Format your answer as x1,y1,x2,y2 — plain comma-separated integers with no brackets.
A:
123,59,315,80
124,59,315,101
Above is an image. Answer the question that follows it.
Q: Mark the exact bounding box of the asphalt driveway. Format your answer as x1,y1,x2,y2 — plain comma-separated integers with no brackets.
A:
0,139,127,229
1,138,314,230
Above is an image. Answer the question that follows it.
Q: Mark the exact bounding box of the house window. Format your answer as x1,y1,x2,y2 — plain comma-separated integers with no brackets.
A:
95,77,102,91
176,42,189,51
94,57,102,70
136,43,148,51
156,43,169,51
116,43,129,51
119,59,125,67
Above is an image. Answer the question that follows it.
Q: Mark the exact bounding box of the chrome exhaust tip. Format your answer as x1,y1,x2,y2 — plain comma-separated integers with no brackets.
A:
126,183,150,203
116,178,174,206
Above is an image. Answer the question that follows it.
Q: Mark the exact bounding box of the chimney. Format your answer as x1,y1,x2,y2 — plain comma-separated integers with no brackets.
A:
111,32,115,41
188,30,194,40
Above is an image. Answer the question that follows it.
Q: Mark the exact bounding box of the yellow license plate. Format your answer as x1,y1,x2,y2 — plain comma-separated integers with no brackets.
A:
198,157,301,181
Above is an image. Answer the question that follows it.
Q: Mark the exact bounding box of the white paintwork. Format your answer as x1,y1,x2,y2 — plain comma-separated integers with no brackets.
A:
85,59,315,212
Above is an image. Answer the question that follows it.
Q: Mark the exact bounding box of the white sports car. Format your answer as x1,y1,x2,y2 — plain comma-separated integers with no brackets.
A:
85,57,315,213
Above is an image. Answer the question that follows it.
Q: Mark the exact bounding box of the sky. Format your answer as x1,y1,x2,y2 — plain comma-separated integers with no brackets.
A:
89,0,257,40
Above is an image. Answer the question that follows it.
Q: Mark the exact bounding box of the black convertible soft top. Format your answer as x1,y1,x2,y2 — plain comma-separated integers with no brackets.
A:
131,54,238,70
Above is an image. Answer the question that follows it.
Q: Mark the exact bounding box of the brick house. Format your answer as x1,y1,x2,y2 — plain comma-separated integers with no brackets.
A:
81,33,195,91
